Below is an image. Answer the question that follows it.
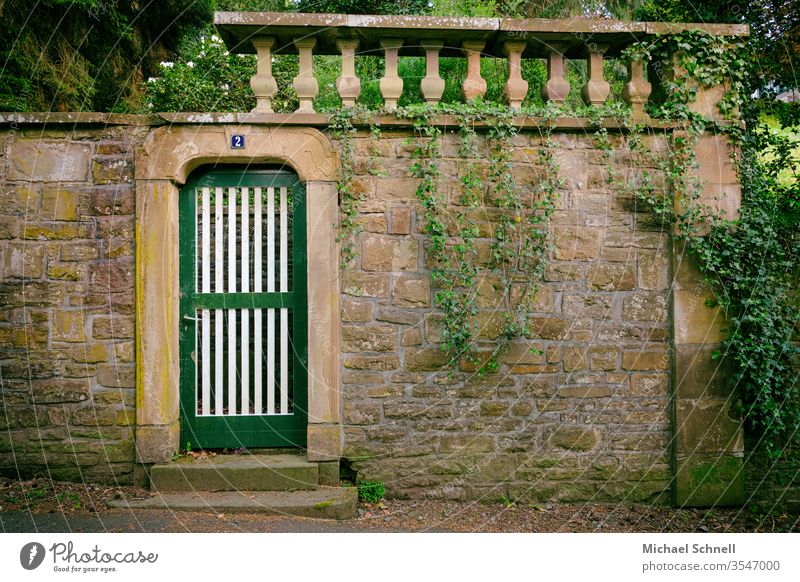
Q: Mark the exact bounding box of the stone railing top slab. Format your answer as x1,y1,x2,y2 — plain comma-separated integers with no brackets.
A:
214,11,748,57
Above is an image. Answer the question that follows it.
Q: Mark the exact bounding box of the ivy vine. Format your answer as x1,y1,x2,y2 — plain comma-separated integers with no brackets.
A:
625,30,799,457
330,29,798,456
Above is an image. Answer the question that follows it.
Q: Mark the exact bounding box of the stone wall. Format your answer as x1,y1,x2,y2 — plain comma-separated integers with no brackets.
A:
0,116,793,509
339,128,675,502
0,123,146,483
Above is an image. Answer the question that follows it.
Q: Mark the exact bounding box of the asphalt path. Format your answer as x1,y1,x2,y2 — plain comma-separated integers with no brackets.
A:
0,510,413,533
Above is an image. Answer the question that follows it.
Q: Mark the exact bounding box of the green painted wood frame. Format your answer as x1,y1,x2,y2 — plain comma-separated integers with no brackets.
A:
178,167,308,449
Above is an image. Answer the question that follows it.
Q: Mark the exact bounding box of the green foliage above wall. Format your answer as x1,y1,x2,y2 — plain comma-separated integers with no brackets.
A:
0,0,214,112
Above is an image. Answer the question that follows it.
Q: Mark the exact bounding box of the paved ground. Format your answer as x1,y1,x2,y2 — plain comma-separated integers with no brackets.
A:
0,510,405,533
2,477,798,533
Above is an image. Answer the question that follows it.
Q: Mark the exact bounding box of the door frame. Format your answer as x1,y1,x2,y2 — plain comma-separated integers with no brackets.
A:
134,124,341,463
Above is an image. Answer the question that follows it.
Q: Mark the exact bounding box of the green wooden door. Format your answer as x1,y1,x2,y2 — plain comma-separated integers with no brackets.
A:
179,168,307,449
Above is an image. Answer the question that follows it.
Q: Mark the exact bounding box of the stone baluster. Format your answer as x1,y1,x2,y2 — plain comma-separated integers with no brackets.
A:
581,44,610,106
250,36,278,113
622,59,652,120
379,38,404,111
336,38,361,108
502,40,528,110
420,40,445,105
293,37,319,114
541,43,570,104
461,40,487,101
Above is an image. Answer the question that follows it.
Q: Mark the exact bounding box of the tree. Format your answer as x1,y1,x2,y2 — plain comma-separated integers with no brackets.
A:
0,0,213,111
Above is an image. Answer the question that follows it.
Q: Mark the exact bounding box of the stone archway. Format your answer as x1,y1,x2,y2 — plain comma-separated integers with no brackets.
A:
134,124,341,464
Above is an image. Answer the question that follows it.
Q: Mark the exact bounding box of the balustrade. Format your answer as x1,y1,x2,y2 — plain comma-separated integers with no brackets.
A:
214,12,748,119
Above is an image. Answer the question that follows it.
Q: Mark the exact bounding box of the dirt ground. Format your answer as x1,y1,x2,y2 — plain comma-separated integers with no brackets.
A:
1,476,798,533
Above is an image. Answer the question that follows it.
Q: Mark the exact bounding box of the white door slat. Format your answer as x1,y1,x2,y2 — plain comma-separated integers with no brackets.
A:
200,188,211,416
241,188,250,415
214,187,224,415
254,188,263,415
279,186,289,414
227,187,237,415
267,187,276,415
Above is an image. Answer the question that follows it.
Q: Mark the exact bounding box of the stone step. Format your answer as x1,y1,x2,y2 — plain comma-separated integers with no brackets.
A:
107,487,358,520
149,453,318,492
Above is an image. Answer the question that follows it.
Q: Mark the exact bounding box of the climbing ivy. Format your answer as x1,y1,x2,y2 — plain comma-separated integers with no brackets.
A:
391,101,562,373
624,31,800,457
330,30,798,455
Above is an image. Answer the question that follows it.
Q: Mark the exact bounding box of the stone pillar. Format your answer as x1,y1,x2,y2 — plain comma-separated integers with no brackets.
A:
503,40,528,110
305,181,342,461
379,38,404,111
250,36,278,113
135,179,180,463
542,43,570,104
671,68,744,505
622,59,652,120
293,37,319,114
420,40,445,105
336,38,361,108
581,44,610,106
461,40,487,101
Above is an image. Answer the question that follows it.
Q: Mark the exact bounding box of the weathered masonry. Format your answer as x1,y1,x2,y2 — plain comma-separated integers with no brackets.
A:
0,12,792,508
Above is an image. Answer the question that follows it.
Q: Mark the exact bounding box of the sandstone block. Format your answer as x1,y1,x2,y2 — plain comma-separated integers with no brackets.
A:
342,272,389,297
30,379,90,404
60,242,100,262
638,251,670,290
22,222,91,240
389,206,412,235
92,157,133,184
0,186,39,214
71,406,117,426
96,364,135,388
0,216,20,239
344,401,382,425
384,403,451,420
88,186,135,215
342,324,397,353
362,234,419,272
590,347,619,371
558,385,612,398
548,427,601,451
392,274,430,307
72,343,108,364
8,141,91,182
563,347,588,371
41,189,79,221
342,299,373,323
589,262,636,291
622,350,670,371
405,347,449,371
1,243,45,279
343,355,399,370
622,292,668,322
554,226,603,260
630,373,669,396
92,315,134,340
52,310,86,342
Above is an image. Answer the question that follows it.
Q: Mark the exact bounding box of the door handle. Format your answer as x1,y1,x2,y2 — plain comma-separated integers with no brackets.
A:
183,314,198,322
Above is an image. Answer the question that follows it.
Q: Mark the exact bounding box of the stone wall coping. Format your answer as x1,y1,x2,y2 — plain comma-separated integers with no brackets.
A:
214,11,748,57
1,111,686,132
0,112,158,126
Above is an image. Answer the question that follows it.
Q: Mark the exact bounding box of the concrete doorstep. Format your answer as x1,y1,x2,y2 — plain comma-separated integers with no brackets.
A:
106,487,358,520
